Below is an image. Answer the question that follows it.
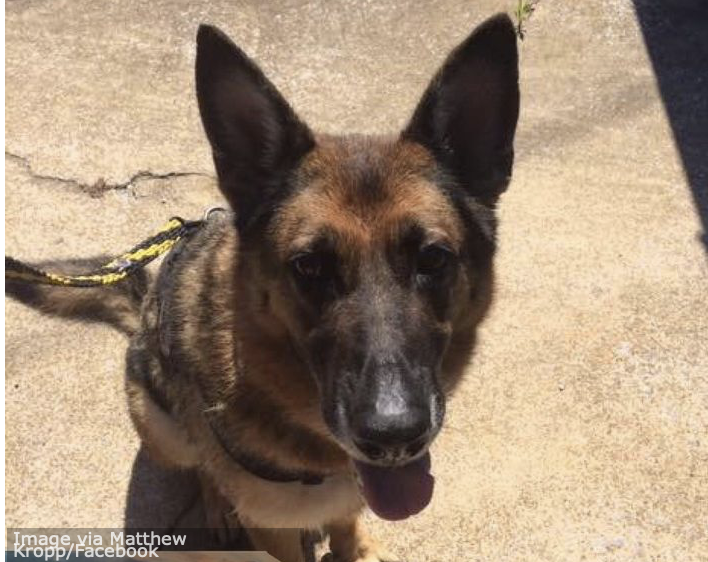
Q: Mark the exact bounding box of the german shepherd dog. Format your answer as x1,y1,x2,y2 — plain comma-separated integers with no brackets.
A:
6,13,519,562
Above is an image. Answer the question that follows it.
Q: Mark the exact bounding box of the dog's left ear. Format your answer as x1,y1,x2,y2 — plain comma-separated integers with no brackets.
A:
402,13,519,205
196,25,315,229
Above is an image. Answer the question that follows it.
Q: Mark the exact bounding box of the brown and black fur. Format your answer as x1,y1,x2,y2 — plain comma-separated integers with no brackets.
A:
7,13,519,562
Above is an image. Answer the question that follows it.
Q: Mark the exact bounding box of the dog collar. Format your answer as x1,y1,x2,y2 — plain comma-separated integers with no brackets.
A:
207,413,326,486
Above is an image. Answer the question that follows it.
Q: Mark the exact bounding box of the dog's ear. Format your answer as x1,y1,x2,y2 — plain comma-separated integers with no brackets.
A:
402,13,519,205
196,25,315,229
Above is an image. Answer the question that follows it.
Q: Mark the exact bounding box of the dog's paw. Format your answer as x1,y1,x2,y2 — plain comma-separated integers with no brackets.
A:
321,542,400,562
325,519,400,562
364,552,400,562
320,554,399,562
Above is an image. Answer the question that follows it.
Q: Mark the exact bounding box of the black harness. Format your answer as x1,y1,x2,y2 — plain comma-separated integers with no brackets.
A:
207,416,325,485
156,208,326,487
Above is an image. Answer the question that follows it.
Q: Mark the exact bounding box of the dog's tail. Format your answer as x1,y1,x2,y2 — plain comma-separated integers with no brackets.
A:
5,256,150,336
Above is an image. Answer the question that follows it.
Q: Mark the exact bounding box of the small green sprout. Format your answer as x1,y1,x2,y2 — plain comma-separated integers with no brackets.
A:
515,0,539,40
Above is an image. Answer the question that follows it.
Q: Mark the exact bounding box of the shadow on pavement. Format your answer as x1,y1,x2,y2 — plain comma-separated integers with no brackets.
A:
122,448,254,550
123,447,200,529
632,0,708,251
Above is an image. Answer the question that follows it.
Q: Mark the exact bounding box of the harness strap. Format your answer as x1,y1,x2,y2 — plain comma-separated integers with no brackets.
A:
150,211,327,487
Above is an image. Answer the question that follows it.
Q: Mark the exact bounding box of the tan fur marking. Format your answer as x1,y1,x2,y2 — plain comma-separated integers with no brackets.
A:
275,138,464,265
125,380,201,468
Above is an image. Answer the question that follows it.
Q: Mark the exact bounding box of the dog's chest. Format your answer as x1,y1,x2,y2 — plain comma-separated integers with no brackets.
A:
224,470,364,528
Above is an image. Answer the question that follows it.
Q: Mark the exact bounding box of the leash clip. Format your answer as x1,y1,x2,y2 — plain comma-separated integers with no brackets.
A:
203,205,227,221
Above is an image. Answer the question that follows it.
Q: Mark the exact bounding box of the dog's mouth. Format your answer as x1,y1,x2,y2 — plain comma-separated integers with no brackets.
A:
353,452,434,521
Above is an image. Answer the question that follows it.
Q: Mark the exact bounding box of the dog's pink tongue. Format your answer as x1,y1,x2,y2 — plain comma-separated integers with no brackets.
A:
354,453,434,521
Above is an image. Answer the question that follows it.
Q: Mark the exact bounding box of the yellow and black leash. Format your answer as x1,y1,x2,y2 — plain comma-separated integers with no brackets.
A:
5,215,207,288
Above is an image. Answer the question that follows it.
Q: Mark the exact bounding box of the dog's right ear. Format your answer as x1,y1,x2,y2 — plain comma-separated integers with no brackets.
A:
196,25,314,229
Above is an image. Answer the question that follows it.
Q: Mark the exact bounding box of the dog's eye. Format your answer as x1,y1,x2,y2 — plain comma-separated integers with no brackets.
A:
417,244,454,276
291,253,323,279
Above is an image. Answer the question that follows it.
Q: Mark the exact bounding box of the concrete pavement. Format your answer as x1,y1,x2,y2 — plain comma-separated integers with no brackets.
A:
5,1,707,560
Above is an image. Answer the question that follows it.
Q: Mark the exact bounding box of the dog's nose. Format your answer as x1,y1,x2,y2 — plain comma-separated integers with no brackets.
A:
351,408,431,462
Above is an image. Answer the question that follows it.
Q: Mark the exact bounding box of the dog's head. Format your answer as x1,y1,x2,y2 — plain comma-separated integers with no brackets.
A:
196,14,518,519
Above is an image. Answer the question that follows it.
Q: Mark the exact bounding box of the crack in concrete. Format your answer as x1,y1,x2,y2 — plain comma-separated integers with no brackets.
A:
5,151,213,198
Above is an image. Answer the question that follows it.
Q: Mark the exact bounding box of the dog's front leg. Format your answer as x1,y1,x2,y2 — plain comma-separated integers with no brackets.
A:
199,472,244,547
245,527,308,562
325,517,398,562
